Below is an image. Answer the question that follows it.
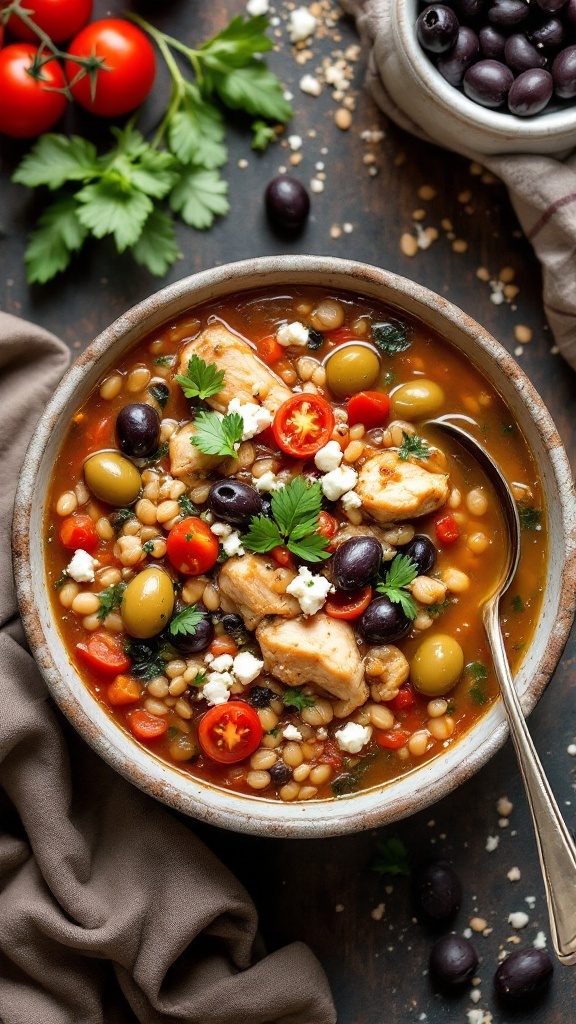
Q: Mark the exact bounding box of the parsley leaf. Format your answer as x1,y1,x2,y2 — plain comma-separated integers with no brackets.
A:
282,688,316,711
242,516,283,553
190,410,243,457
23,197,89,285
467,661,489,704
518,502,541,531
12,134,99,189
167,85,227,168
371,320,411,355
169,604,204,637
190,671,207,687
75,179,153,252
97,583,126,622
175,353,225,401
428,598,451,618
376,553,418,621
142,540,155,555
213,61,293,122
372,836,410,877
170,167,230,230
398,432,431,462
251,119,277,150
130,209,180,277
141,441,169,466
178,494,198,517
511,594,525,613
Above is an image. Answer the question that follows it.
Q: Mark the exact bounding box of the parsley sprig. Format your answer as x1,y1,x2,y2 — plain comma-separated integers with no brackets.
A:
283,688,316,711
243,477,331,563
11,13,292,284
190,410,244,458
176,354,225,402
397,432,431,462
376,553,419,620
169,605,204,637
97,583,126,622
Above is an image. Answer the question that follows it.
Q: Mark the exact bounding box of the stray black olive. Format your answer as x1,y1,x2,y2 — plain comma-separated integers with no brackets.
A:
414,858,463,922
248,686,273,708
116,403,160,458
494,947,554,1005
430,934,478,987
265,175,310,231
269,760,293,785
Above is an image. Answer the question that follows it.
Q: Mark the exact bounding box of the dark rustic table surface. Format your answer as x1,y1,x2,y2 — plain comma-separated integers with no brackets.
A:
2,0,576,1021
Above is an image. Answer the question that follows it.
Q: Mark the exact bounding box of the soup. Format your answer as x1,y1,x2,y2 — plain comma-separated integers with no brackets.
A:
45,287,546,801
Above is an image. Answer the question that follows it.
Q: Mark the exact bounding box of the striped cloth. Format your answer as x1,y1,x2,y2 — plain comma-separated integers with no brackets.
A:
341,0,576,370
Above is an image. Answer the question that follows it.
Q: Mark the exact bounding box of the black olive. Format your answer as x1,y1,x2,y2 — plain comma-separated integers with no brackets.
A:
414,858,463,922
265,175,310,231
168,614,214,655
269,760,293,785
359,596,412,644
403,535,437,576
222,613,244,634
208,479,264,529
430,934,478,987
333,536,383,591
116,403,160,458
248,686,273,708
494,947,554,1005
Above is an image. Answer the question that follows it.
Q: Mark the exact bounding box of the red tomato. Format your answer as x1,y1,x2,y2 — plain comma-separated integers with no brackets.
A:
389,684,417,711
376,728,411,750
7,0,93,43
76,632,131,677
271,545,296,571
321,738,344,770
166,517,219,575
0,25,4,47
347,391,390,429
317,510,338,540
0,43,66,138
256,334,283,366
436,513,460,545
128,709,168,742
325,327,359,346
108,674,141,706
208,635,239,659
325,586,373,620
65,19,155,117
272,394,335,459
198,701,263,764
59,514,99,553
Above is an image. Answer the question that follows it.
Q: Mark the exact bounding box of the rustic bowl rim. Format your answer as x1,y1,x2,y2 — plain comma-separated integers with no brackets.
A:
13,255,576,838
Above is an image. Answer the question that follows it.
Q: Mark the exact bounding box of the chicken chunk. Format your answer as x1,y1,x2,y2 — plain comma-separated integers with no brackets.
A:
356,450,449,524
177,323,291,416
169,421,225,480
218,554,300,630
364,645,410,703
256,614,368,711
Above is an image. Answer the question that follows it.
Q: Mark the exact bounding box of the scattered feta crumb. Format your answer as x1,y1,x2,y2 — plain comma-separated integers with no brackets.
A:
211,521,232,538
300,74,322,97
286,566,333,615
335,721,373,753
470,990,481,1004
508,911,529,929
288,134,303,151
227,397,272,439
222,531,245,557
321,465,358,502
246,0,269,13
233,651,264,686
66,549,96,583
210,654,234,673
314,440,343,473
371,902,385,921
253,470,284,493
497,796,513,816
341,489,362,511
283,724,303,742
533,931,547,949
568,744,576,755
277,321,309,347
467,1010,484,1024
202,675,234,706
463,927,473,938
289,6,317,42
485,835,499,852
204,653,214,664
507,867,521,882
310,178,324,193
525,895,536,909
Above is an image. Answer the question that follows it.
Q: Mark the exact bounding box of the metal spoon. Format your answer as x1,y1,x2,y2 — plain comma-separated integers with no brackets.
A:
428,415,576,966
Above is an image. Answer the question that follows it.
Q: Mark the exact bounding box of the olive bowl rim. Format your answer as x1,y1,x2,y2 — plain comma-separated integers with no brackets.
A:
12,254,576,839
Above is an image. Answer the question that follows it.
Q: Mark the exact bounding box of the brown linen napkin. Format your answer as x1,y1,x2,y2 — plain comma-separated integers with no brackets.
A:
0,311,336,1024
341,0,576,371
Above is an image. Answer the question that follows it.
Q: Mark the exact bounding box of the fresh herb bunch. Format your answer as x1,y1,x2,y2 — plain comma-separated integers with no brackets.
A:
376,553,419,620
243,476,332,563
398,432,431,462
12,13,292,284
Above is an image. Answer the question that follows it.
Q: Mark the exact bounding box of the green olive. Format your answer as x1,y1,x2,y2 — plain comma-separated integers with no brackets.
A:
325,344,380,399
390,379,445,420
121,566,175,639
410,634,464,696
84,451,141,506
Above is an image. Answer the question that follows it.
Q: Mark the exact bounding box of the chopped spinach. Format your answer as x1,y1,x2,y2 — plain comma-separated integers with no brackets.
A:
467,661,488,705
511,594,525,613
518,502,541,531
109,507,136,533
124,638,172,680
371,320,411,355
331,753,377,795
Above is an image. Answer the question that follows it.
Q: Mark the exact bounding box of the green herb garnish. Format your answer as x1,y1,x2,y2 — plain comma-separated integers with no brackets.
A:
428,598,451,619
190,671,207,687
178,494,198,517
282,688,316,711
511,594,525,613
190,410,243,458
398,432,431,462
142,540,155,555
155,355,176,367
376,553,418,620
518,502,541,531
53,572,68,590
251,120,277,150
176,353,225,402
97,583,126,621
141,441,169,466
110,508,136,533
331,753,378,795
124,638,169,680
467,661,488,704
148,382,170,409
502,424,514,435
371,320,411,355
169,604,204,637
371,836,410,877
243,476,331,563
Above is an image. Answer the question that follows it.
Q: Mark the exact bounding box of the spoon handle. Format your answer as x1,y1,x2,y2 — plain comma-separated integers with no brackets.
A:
484,600,576,965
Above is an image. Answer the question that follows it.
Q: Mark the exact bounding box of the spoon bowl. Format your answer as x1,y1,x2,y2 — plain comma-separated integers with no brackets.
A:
429,416,576,967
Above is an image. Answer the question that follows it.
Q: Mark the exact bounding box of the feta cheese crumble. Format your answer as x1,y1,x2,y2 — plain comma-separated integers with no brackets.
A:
276,321,309,347
253,470,284,493
321,465,358,502
210,654,234,673
314,440,343,473
485,835,499,852
66,548,96,583
508,911,529,929
335,721,372,753
227,397,272,440
210,521,245,557
202,673,234,706
232,651,264,686
289,7,317,42
246,0,268,13
286,566,333,615
340,490,362,511
282,724,303,741
533,931,547,949
299,74,322,97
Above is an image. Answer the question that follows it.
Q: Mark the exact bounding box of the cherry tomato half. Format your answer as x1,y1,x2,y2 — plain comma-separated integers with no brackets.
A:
0,44,66,138
65,19,155,117
198,701,263,764
76,632,131,677
435,513,460,545
166,517,220,575
272,393,335,459
347,391,390,429
317,510,339,540
325,585,373,620
7,0,93,43
376,728,411,750
59,513,99,553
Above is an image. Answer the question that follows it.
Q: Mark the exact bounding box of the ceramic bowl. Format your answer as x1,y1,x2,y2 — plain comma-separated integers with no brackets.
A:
380,0,576,155
13,256,576,838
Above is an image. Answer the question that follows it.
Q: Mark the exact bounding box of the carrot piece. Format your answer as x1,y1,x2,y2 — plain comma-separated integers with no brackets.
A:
108,675,141,706
128,710,168,742
208,635,239,658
